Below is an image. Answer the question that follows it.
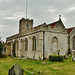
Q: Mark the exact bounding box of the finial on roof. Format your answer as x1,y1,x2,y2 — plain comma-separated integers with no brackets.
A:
59,15,61,21
44,22,46,24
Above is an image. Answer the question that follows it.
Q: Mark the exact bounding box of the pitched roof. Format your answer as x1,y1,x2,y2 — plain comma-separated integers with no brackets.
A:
48,21,58,28
67,27,74,34
35,23,46,28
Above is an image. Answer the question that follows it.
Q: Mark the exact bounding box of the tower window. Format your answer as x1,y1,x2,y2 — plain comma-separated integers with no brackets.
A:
26,23,29,29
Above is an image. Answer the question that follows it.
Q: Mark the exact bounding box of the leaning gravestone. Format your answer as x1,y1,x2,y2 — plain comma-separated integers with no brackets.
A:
9,63,24,75
72,56,75,61
72,51,75,62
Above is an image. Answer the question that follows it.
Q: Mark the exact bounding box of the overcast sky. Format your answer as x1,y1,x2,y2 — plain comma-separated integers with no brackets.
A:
0,0,75,42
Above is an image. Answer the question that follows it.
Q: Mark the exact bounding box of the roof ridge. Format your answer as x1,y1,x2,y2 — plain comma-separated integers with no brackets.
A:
47,20,59,28
67,28,74,34
48,20,59,25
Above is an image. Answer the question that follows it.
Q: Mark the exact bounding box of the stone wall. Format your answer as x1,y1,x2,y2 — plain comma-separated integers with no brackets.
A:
9,31,43,60
69,29,75,50
44,31,68,58
6,18,69,60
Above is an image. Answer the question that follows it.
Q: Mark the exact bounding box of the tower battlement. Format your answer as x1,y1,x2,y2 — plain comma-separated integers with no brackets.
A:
19,18,33,33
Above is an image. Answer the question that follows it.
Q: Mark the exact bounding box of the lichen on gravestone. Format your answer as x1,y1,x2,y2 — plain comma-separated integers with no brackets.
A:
9,63,24,75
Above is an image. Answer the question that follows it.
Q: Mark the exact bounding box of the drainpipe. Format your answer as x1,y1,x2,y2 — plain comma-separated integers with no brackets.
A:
43,31,45,60
68,34,70,50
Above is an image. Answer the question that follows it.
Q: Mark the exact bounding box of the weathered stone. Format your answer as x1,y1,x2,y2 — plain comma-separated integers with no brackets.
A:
68,28,75,52
42,61,47,64
6,17,75,60
9,63,24,75
72,56,75,61
64,55,69,59
37,71,42,74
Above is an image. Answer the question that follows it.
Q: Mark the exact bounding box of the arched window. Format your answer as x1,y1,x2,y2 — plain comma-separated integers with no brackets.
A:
73,36,75,50
26,23,29,29
13,41,16,57
32,36,36,51
52,37,58,51
20,39,24,50
25,38,28,51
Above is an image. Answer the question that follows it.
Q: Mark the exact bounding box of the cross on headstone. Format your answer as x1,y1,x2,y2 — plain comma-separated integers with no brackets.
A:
9,63,24,75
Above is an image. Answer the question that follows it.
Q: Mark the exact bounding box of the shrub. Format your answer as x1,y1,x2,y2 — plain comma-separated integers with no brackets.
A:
57,50,60,55
0,53,2,58
0,42,4,54
0,42,6,58
0,52,6,58
49,55,64,62
2,53,6,58
39,57,41,60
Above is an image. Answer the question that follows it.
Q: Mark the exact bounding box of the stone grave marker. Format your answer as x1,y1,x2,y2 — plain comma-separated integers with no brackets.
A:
72,51,75,61
9,63,24,75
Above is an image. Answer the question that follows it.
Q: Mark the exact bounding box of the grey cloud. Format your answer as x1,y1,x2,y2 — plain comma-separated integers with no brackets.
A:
0,0,75,41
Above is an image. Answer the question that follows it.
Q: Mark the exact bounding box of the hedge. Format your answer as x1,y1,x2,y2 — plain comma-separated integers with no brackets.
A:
49,55,64,62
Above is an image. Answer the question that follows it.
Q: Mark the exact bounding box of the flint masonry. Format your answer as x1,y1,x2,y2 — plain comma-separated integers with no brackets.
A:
6,16,75,60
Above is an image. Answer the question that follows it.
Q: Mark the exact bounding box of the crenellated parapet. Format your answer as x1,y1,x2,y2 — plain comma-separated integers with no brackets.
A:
19,18,33,33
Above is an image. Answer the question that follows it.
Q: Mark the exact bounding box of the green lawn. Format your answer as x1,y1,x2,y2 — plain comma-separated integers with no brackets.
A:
0,56,75,75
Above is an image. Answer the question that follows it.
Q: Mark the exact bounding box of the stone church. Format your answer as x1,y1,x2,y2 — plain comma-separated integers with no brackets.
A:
6,16,75,60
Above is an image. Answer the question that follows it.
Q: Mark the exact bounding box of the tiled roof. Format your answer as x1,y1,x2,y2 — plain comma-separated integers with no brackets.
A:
48,21,58,28
67,28,74,34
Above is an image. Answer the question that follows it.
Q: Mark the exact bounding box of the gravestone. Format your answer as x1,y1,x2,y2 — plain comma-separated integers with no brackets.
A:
72,56,75,61
9,63,24,75
72,51,75,62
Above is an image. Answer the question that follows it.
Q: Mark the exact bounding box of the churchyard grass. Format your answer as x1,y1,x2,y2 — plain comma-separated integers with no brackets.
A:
0,56,75,75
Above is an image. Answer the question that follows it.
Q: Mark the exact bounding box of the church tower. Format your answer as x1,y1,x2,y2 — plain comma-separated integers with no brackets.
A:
19,0,33,33
19,18,33,33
